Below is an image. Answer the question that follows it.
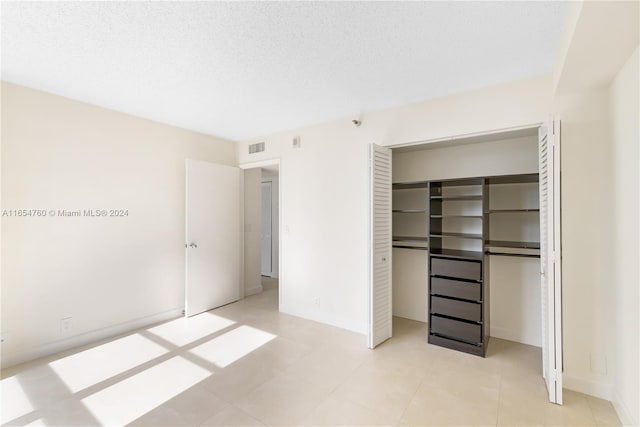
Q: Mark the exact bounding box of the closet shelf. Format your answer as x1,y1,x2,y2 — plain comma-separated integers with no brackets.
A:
485,251,540,258
430,215,482,219
393,245,429,251
393,209,428,213
430,195,483,201
430,248,483,261
487,209,540,213
485,240,540,249
485,173,539,185
393,236,429,243
392,181,429,190
430,232,483,240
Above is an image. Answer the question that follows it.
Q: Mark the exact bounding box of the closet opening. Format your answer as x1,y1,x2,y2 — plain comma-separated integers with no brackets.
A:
389,127,542,355
370,123,563,404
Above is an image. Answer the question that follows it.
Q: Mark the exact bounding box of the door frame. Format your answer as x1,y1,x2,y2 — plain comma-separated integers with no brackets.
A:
239,158,282,309
260,180,273,276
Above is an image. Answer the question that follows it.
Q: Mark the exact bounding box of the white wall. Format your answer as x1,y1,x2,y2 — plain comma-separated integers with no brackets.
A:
1,82,237,368
261,171,279,278
243,168,262,296
610,46,639,426
237,76,552,335
392,136,541,346
553,87,614,399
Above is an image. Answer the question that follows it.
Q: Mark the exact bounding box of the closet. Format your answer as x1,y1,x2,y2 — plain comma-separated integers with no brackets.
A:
371,121,563,403
390,129,542,357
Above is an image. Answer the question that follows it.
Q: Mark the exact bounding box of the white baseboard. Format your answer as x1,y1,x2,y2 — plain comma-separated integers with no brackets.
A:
280,303,366,336
245,285,263,297
613,392,638,426
1,308,183,370
563,374,613,400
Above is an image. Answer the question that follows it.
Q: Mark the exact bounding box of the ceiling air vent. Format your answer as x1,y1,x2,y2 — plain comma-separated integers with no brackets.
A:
248,142,265,154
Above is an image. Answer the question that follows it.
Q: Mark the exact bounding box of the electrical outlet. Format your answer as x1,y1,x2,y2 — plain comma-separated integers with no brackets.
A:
0,332,6,345
60,317,72,334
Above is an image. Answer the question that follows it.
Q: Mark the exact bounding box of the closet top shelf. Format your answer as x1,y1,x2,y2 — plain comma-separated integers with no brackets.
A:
393,209,428,213
392,181,429,190
485,173,539,184
393,173,539,188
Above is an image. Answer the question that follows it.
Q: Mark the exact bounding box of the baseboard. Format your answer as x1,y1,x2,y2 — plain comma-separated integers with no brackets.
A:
280,303,367,335
613,392,638,426
1,308,183,370
563,374,613,400
490,326,541,347
245,285,263,297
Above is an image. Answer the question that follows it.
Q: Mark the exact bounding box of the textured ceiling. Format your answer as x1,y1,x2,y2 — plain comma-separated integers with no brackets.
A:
1,2,566,141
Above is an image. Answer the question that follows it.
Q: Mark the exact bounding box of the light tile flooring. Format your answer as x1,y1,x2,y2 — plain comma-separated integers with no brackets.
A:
2,284,621,426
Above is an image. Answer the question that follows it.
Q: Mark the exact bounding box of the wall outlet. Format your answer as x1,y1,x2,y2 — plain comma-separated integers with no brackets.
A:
313,297,320,306
60,317,73,334
0,332,6,345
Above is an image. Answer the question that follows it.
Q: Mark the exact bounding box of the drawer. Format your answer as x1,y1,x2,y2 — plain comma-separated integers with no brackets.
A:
431,296,481,322
431,257,482,281
431,277,481,301
431,315,482,344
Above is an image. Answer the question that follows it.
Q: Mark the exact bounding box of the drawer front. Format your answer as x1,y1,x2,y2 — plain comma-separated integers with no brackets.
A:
431,277,481,301
431,257,481,281
431,315,482,343
431,296,481,322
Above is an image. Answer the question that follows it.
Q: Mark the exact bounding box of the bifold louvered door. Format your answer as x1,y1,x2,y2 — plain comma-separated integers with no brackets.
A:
539,119,563,404
368,144,392,348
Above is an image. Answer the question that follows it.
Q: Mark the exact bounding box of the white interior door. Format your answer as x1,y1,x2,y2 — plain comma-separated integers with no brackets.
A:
368,143,392,348
261,181,272,275
539,119,563,404
185,159,241,317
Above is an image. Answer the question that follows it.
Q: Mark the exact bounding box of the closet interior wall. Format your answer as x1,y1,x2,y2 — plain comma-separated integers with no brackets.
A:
391,131,542,347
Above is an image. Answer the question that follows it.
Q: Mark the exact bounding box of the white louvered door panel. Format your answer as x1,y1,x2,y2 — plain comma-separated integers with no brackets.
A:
539,119,563,404
369,144,392,348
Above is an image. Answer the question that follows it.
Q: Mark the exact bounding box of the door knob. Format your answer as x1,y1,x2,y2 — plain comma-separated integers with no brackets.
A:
189,242,198,249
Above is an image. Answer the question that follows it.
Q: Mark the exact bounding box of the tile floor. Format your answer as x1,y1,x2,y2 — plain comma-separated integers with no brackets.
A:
1,284,621,426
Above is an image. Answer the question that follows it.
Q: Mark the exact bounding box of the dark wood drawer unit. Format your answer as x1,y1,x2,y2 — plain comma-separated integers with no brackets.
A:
431,277,481,301
430,315,482,344
431,257,482,281
428,178,489,357
431,296,481,322
428,334,484,357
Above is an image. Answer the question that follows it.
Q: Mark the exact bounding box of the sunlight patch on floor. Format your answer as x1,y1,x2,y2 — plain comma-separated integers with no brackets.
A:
49,334,168,393
0,376,34,424
146,312,236,346
189,325,276,368
81,356,211,426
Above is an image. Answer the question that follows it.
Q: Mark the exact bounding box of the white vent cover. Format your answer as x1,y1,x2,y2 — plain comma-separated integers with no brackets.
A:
249,142,265,154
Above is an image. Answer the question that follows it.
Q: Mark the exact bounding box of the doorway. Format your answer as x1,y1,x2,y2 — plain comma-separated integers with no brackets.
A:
242,161,280,304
